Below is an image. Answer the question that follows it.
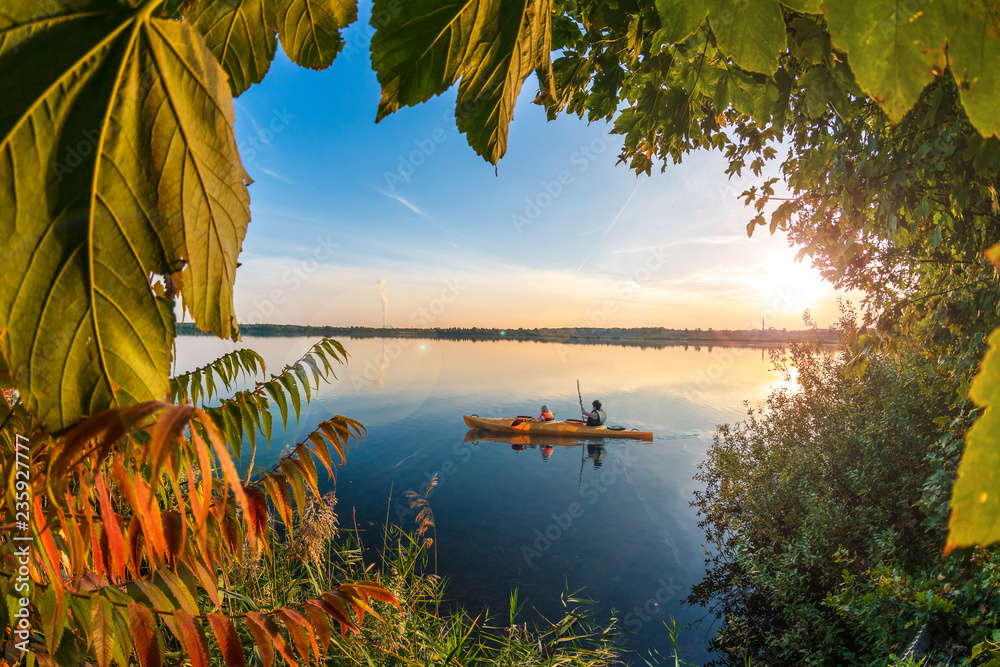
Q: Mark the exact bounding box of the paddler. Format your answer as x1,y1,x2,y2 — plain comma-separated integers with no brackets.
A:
537,405,554,421
581,399,606,426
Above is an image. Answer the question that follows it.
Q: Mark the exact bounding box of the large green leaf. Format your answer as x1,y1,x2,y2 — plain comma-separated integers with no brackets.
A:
945,0,1000,138
706,0,787,75
187,0,277,96
655,0,707,45
947,326,1000,552
272,0,357,70
0,0,250,430
823,0,946,123
370,0,552,164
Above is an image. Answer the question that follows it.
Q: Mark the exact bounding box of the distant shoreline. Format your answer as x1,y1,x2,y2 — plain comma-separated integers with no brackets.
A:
176,323,841,348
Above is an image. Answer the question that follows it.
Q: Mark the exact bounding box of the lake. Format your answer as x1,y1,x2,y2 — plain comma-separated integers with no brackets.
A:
175,335,790,664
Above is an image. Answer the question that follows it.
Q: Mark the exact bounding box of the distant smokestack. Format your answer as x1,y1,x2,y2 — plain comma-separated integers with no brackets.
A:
375,279,389,328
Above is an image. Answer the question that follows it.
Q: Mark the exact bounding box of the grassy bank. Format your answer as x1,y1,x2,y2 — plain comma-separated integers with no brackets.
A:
223,491,626,666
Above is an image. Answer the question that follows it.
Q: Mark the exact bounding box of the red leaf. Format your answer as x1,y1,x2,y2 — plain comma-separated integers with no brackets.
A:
128,516,144,572
207,614,246,667
243,486,269,543
243,612,274,667
195,408,252,541
302,602,333,656
135,475,166,565
316,594,360,637
276,607,319,663
127,603,163,667
149,404,195,482
171,609,208,667
162,511,184,565
246,612,299,667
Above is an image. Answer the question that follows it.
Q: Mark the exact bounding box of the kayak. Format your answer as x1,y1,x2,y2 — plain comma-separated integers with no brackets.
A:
463,415,653,440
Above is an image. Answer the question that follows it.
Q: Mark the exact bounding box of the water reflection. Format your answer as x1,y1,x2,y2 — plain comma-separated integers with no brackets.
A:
174,335,791,664
464,429,621,469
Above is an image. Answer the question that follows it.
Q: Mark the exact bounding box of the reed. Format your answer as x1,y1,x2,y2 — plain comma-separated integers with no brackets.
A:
221,487,625,666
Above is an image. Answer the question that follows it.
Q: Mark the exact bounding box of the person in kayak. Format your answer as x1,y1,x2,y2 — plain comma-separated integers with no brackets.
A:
537,405,554,421
581,400,606,426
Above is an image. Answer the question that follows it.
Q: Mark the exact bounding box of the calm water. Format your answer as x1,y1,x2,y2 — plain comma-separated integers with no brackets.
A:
175,335,788,663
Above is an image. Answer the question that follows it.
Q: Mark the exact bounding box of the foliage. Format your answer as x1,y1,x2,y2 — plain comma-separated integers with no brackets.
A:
688,331,1000,665
0,343,397,665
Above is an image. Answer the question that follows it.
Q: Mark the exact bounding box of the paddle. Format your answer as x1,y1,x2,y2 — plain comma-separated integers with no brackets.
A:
577,379,585,489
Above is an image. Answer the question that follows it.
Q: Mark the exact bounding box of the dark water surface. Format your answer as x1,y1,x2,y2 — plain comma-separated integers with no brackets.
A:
175,335,788,663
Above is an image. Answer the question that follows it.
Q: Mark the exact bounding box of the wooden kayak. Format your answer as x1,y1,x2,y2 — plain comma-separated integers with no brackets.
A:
463,415,653,440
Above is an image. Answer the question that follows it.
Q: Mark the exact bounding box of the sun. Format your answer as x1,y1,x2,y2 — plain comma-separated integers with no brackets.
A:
758,249,833,312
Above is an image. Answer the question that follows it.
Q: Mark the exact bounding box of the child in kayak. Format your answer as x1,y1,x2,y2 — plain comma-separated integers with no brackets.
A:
537,405,554,421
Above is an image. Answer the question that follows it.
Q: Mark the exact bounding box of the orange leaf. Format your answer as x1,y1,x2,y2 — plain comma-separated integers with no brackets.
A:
32,495,64,608
302,602,333,656
293,445,321,498
90,516,107,581
207,614,246,667
128,516,145,573
243,486,269,546
246,612,299,667
162,511,184,565
353,581,402,611
280,460,308,519
127,603,163,667
276,607,319,663
148,404,195,482
337,584,378,625
318,422,348,466
56,495,86,581
243,612,275,667
307,431,335,477
195,408,251,531
261,474,292,530
171,609,208,667
190,430,215,527
135,475,166,565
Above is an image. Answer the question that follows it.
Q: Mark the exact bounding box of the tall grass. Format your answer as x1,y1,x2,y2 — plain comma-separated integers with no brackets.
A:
221,489,625,666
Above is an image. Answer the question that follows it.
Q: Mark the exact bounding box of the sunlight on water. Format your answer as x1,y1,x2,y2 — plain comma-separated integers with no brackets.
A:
175,335,791,663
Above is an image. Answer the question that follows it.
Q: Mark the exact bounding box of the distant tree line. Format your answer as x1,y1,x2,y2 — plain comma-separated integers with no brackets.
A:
176,322,840,347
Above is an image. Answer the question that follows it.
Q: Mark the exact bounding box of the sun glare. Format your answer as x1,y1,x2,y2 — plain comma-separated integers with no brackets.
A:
758,250,832,312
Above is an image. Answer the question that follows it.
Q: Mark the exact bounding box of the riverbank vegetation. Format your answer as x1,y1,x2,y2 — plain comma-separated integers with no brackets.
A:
690,317,1000,664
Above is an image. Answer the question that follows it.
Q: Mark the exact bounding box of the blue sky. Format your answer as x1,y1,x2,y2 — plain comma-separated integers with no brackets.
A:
225,3,846,330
